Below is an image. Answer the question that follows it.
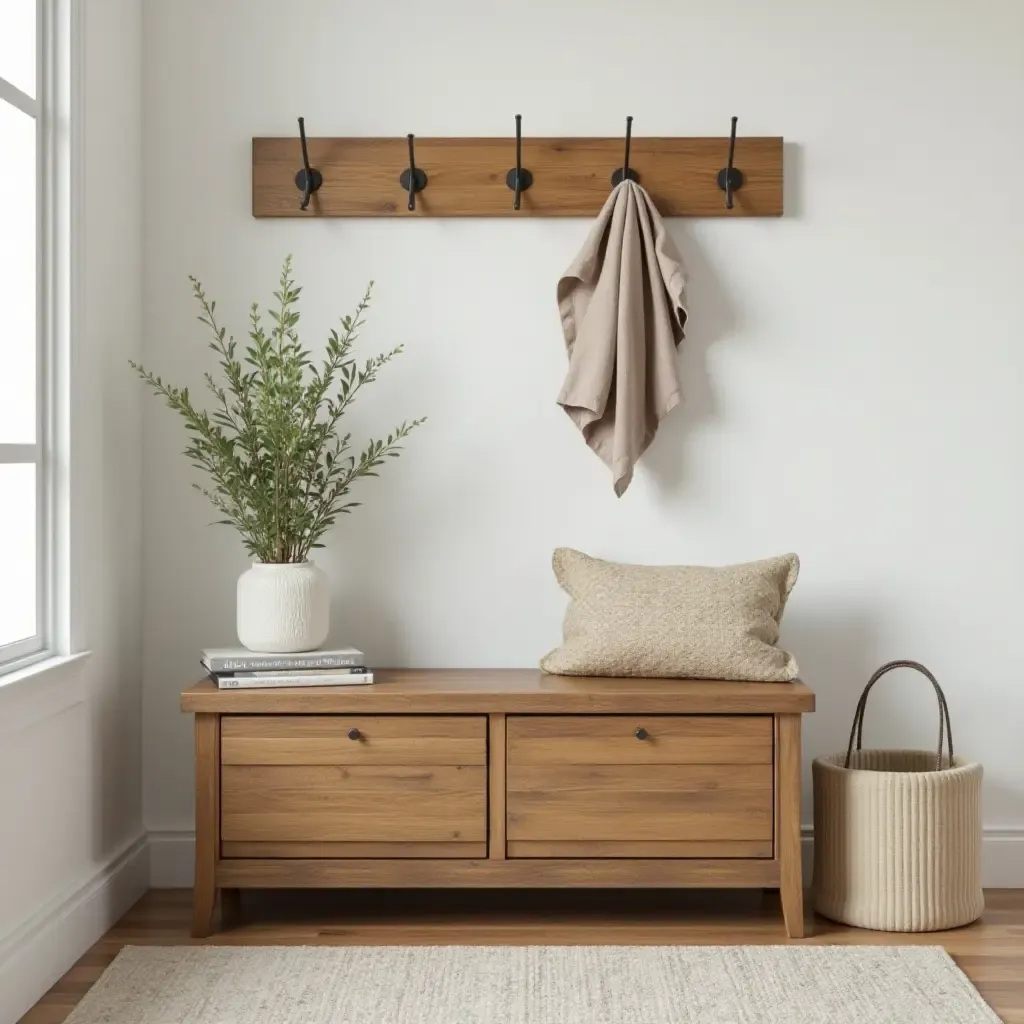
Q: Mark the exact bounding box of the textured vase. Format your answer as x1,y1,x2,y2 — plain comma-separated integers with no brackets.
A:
236,561,329,653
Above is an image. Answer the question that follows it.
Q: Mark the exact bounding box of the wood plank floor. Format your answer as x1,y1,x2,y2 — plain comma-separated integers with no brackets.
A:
20,888,1024,1023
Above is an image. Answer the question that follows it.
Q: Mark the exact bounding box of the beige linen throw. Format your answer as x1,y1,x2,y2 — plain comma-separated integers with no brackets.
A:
557,180,688,496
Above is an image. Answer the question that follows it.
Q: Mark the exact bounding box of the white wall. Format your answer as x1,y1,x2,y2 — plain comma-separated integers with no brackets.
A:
142,0,1024,860
0,1,145,1019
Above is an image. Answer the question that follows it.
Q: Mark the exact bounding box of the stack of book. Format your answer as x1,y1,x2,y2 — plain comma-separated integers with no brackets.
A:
201,647,373,689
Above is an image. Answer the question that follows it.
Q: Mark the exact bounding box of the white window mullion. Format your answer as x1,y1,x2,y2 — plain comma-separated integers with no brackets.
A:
0,444,40,464
0,75,37,118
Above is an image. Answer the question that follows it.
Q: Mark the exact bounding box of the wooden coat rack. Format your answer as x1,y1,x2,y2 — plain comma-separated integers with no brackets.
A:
252,117,784,219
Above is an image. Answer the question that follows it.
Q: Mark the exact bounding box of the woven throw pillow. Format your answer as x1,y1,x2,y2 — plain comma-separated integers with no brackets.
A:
540,549,800,680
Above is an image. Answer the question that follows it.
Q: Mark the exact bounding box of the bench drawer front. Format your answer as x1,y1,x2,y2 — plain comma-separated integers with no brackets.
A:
507,715,772,766
506,714,774,857
221,715,486,766
507,763,773,844
222,764,486,844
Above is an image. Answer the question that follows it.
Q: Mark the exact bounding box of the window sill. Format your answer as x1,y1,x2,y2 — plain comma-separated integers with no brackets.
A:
0,651,92,737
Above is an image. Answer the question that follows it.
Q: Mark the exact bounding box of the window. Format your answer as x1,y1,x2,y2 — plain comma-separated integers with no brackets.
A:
1,0,55,671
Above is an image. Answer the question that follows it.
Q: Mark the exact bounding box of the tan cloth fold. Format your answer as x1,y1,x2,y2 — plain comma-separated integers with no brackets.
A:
556,180,688,496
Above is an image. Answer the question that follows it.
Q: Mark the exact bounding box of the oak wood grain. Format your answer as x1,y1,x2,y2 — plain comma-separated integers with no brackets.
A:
183,673,813,938
507,840,772,859
488,714,506,861
192,714,219,938
253,136,784,218
776,714,805,939
221,765,486,843
221,715,486,766
183,671,815,715
216,857,780,888
507,764,773,843
507,715,772,766
21,890,1023,1024
222,841,487,859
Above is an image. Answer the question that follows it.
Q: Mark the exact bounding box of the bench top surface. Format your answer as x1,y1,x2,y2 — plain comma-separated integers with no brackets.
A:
181,669,814,714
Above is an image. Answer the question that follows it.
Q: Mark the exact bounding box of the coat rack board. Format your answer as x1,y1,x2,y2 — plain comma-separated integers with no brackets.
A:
252,132,784,218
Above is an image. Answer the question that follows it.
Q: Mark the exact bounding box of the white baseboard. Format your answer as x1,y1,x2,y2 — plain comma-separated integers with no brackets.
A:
150,828,1024,891
0,833,149,1024
977,829,1024,888
801,827,1024,889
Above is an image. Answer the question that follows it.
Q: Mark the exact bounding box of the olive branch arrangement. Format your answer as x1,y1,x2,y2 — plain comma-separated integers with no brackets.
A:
131,257,424,563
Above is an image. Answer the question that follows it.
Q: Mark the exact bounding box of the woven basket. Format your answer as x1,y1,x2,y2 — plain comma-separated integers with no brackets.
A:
813,660,984,932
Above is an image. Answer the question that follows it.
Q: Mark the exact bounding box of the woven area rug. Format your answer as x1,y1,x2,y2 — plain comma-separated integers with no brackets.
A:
66,944,1001,1024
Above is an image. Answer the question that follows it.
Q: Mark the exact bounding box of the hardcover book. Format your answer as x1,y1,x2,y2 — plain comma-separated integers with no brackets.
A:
214,670,374,689
200,646,364,674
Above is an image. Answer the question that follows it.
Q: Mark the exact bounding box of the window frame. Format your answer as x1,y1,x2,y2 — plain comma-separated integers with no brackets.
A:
0,0,63,673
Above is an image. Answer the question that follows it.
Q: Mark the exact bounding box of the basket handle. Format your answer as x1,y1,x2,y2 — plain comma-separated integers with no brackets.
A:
843,659,953,771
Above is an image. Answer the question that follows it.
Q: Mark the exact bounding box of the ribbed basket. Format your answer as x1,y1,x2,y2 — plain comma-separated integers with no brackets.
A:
812,660,984,932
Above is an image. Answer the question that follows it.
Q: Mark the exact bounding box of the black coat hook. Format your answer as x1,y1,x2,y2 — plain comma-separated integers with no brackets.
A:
716,115,745,210
399,134,428,211
294,117,322,211
505,114,534,210
610,116,639,187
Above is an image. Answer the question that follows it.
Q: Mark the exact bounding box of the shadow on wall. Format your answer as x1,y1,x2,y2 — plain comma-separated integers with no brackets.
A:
324,585,404,667
780,602,1006,821
642,141,804,497
642,228,736,496
785,603,979,762
778,605,880,824
783,609,971,760
825,652,961,760
780,604,880,747
783,142,804,220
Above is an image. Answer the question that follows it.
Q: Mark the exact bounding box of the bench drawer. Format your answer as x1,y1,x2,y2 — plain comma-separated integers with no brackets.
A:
506,714,774,858
221,715,486,766
507,715,772,766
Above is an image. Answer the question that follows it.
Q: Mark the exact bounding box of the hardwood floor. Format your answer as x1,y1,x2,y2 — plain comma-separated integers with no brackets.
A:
19,888,1024,1023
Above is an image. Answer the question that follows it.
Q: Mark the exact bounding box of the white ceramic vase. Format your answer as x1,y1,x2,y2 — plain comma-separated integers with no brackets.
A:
236,561,329,653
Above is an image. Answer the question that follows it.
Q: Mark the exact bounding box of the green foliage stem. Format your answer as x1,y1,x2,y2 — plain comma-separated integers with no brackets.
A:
131,256,425,563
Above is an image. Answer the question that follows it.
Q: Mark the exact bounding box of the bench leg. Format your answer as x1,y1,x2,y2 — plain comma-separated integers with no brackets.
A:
193,713,220,938
777,713,807,939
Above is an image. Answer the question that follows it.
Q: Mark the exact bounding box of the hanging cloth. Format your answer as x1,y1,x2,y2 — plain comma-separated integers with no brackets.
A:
556,180,688,496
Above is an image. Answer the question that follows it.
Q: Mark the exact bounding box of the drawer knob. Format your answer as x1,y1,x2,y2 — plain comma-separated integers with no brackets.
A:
635,727,649,741
348,728,361,741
